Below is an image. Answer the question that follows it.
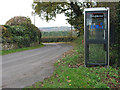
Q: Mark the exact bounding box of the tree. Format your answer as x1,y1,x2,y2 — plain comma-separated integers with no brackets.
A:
32,1,95,36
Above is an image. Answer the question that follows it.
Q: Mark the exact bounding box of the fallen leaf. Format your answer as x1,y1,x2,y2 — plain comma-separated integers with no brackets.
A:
41,84,44,87
67,80,71,83
55,74,59,78
69,84,71,86
67,76,69,79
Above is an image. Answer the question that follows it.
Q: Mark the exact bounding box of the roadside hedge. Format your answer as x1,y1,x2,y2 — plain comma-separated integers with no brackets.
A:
1,16,42,49
41,36,76,42
3,24,41,48
1,24,41,48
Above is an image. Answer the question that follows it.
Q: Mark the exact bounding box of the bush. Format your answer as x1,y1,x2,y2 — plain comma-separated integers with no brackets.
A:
115,2,120,67
11,24,41,48
2,17,42,49
109,2,120,67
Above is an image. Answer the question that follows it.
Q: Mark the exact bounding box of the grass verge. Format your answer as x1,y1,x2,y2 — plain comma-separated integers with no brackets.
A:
0,43,44,55
24,36,120,88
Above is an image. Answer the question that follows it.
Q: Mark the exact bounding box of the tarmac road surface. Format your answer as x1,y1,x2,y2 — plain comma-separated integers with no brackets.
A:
2,43,72,88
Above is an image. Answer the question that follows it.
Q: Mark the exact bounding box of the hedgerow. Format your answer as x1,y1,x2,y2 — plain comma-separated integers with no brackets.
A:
1,16,42,49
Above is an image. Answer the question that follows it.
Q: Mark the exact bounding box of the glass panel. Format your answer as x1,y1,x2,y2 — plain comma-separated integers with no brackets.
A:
88,44,106,64
86,12,107,40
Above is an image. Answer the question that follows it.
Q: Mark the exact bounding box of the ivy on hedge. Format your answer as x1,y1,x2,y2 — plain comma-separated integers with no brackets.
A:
2,24,42,48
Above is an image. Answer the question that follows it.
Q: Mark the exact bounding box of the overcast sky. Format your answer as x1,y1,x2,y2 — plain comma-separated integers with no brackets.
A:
0,0,71,27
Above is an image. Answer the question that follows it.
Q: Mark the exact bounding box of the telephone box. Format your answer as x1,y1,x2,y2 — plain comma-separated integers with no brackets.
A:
84,8,109,66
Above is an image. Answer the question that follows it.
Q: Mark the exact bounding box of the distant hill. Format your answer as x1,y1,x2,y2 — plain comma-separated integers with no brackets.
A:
39,26,73,32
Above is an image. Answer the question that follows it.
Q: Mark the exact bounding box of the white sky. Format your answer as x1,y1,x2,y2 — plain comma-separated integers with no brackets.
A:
0,0,70,27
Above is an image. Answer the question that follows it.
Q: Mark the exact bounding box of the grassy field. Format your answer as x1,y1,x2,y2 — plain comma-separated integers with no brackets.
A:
41,31,77,38
0,44,44,55
25,36,119,88
41,36,77,43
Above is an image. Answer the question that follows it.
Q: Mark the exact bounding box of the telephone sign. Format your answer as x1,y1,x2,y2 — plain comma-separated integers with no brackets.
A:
90,22,103,29
84,8,109,67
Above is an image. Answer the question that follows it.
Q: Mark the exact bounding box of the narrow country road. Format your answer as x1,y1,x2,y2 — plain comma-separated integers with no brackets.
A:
2,43,72,88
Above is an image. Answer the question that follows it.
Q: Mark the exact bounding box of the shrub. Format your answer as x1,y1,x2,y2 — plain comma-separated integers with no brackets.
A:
2,16,42,49
9,24,41,48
